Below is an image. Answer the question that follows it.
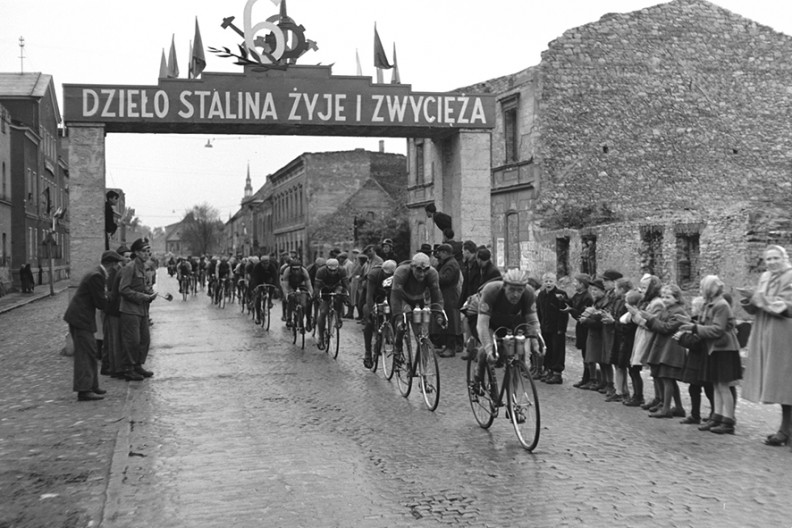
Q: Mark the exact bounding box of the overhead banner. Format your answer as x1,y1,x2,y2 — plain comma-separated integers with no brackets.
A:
63,66,495,137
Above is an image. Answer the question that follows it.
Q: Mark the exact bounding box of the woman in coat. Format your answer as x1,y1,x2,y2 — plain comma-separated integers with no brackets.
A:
739,245,792,447
625,275,664,408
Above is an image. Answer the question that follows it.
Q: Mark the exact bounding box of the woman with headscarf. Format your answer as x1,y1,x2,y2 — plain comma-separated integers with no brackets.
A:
679,275,742,434
738,245,792,446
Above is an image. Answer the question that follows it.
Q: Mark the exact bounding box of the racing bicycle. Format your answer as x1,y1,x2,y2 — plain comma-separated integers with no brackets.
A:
393,307,446,412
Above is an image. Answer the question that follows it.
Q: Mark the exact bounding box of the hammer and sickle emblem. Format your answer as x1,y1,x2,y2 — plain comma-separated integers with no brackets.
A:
243,0,285,64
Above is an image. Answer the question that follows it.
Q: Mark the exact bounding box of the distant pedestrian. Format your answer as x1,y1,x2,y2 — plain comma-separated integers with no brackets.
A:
19,263,34,293
63,250,125,401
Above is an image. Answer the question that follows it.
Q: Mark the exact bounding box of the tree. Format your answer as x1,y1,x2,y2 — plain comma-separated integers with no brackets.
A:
181,203,224,256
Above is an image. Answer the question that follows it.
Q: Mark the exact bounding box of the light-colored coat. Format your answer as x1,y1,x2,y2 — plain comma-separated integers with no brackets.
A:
741,268,792,405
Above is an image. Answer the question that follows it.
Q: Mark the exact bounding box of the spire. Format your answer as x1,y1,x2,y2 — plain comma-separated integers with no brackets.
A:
280,0,288,19
244,162,253,199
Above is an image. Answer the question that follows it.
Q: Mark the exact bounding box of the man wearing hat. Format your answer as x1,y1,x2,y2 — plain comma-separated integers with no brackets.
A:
358,245,383,321
64,250,125,401
380,238,398,263
119,238,158,381
434,243,462,357
102,245,131,378
419,243,433,257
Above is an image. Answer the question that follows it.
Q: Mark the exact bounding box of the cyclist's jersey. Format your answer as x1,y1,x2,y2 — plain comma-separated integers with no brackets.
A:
250,261,279,288
177,261,192,275
217,261,231,278
478,280,540,335
281,266,313,295
314,266,349,296
389,263,443,313
207,259,217,276
366,266,393,306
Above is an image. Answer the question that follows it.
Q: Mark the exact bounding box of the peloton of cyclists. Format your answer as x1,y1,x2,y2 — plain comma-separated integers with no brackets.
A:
313,258,350,350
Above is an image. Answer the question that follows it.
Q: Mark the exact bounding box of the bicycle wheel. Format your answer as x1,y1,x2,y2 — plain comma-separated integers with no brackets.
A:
298,307,305,349
328,310,340,359
380,322,395,380
466,353,496,429
181,279,188,302
291,306,298,345
508,361,541,451
371,331,380,373
417,340,440,411
395,326,413,397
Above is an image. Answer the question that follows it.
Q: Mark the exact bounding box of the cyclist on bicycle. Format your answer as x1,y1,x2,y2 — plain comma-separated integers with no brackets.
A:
313,258,350,350
249,255,280,324
206,256,218,296
390,253,445,356
363,259,397,368
281,258,314,330
473,268,542,391
176,257,193,293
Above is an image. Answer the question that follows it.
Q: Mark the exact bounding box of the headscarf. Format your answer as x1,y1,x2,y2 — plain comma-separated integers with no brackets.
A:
639,274,662,309
764,245,792,275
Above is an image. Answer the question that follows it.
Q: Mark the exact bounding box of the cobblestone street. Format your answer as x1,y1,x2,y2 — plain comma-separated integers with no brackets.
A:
2,271,792,528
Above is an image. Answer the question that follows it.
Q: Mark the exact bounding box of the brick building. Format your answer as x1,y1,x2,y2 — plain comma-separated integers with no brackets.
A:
230,148,406,262
0,73,70,290
0,104,11,290
410,0,792,290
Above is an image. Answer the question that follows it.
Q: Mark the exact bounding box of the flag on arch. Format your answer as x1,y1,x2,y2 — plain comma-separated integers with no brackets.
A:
167,34,179,78
192,17,207,78
373,24,392,70
158,49,168,79
391,43,401,84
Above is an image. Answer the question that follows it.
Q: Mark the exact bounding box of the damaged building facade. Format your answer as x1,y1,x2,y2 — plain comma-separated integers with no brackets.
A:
407,0,792,290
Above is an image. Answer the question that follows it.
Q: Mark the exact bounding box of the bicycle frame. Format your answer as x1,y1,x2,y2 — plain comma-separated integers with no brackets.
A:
319,292,347,359
394,307,444,411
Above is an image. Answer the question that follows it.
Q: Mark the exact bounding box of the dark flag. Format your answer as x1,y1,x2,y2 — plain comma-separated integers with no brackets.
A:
374,24,392,69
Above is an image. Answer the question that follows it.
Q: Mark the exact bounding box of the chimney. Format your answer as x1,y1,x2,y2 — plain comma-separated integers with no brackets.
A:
379,140,385,152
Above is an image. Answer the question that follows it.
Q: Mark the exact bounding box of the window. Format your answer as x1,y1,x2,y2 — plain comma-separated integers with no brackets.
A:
556,237,570,278
501,94,519,163
581,235,597,277
640,225,664,276
415,142,425,185
675,226,702,289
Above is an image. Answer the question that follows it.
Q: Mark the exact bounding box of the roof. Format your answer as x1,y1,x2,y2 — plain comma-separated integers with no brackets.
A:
0,72,53,97
0,72,61,123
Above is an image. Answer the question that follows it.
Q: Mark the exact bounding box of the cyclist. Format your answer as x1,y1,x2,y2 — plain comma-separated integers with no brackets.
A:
390,253,445,357
473,268,542,392
206,256,218,297
313,258,350,350
215,256,231,302
176,257,193,293
280,258,314,330
249,255,280,324
363,259,397,368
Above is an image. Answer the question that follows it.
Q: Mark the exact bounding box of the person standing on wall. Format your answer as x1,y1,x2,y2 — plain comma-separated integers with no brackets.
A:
105,190,119,251
64,250,125,401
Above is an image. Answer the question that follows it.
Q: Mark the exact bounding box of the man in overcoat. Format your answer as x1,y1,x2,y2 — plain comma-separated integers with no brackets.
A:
119,238,157,380
64,250,124,401
434,244,461,357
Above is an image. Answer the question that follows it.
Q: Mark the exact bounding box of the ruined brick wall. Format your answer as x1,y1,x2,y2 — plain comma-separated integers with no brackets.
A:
535,0,792,225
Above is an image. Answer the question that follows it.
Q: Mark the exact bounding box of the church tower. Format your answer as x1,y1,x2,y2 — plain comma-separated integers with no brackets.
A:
243,161,252,199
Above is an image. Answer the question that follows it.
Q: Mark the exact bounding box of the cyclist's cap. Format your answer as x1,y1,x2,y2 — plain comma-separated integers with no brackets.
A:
382,260,397,274
290,259,302,267
249,256,259,263
411,253,431,270
326,258,340,270
261,254,270,261
338,252,348,260
382,238,393,246
315,257,326,266
352,248,361,254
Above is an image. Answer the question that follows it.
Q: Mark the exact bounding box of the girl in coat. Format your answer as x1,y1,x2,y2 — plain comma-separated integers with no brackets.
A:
625,275,663,408
643,284,688,418
680,275,742,434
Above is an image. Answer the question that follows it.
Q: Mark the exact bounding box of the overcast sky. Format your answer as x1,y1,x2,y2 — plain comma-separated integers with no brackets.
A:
1,0,790,228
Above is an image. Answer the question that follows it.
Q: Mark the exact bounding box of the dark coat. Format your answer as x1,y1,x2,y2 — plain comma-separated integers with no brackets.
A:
645,302,687,370
436,254,461,335
536,286,570,334
567,290,594,350
64,266,108,332
459,258,479,308
476,261,501,291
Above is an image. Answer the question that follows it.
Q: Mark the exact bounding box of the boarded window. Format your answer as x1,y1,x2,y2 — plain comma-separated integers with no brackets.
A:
640,225,664,276
501,95,519,164
676,233,700,289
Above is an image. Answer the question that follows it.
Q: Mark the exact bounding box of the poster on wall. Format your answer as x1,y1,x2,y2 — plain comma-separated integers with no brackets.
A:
520,242,531,270
496,238,505,268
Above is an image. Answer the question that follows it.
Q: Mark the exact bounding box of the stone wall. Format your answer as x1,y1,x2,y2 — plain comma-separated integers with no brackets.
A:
535,0,792,226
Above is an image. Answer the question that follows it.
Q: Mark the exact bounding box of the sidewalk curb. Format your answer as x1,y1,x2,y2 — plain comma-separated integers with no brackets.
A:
101,380,136,526
0,283,70,315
